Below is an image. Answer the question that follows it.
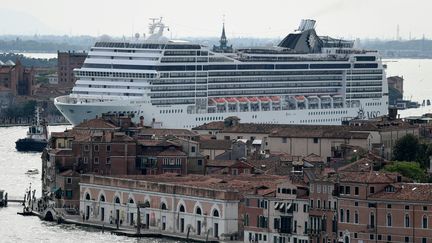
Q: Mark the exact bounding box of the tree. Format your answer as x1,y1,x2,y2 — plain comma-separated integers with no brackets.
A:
384,161,427,182
392,134,419,161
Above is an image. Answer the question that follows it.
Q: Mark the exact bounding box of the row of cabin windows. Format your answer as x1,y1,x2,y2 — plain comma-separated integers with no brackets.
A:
300,117,342,124
309,110,348,116
196,116,223,122
160,109,183,114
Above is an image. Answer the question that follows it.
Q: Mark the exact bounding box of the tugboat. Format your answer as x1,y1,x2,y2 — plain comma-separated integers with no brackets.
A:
15,107,48,152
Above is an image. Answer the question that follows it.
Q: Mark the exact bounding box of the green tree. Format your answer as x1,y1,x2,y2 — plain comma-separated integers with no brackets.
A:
384,161,427,182
392,134,419,161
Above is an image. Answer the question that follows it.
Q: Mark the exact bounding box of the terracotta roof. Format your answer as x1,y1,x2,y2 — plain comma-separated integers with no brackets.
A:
200,139,231,150
338,153,388,172
59,169,79,177
140,128,198,137
369,183,432,202
339,171,399,184
137,139,180,147
192,121,225,131
84,173,286,196
207,160,237,167
75,118,118,129
303,153,324,164
158,147,186,157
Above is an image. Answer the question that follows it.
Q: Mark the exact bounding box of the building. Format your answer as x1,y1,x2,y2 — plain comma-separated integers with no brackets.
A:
0,86,14,110
244,180,310,243
48,73,58,84
387,76,404,95
57,51,87,85
0,60,35,96
194,117,419,160
79,173,285,241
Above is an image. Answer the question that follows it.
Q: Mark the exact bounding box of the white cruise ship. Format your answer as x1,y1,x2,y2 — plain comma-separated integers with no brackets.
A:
55,19,388,128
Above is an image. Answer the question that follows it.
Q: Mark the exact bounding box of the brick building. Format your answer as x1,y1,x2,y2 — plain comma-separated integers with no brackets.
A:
0,60,35,96
57,51,87,84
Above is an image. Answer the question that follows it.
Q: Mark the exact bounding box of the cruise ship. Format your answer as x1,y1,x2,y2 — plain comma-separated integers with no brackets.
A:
54,19,389,128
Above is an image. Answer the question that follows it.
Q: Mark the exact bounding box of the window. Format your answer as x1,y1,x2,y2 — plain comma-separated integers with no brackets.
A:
213,209,220,217
282,137,288,143
196,207,202,215
387,213,392,227
422,215,428,228
161,202,167,210
405,205,410,210
370,234,374,240
423,238,427,243
423,206,428,211
405,237,410,243
65,190,73,199
179,204,185,212
84,145,89,151
346,210,350,223
355,211,359,224
99,195,105,202
94,145,99,151
66,177,72,184
191,146,196,153
387,235,392,242
355,201,359,206
83,157,88,164
370,186,375,193
405,214,410,227
378,235,382,240
345,186,351,195
317,200,321,209
340,209,344,223
106,145,111,152
129,198,134,204
355,187,359,195
313,138,319,143
94,157,99,164
310,200,314,208
114,197,120,204
244,214,249,226
106,157,111,164
387,204,392,209
197,159,203,166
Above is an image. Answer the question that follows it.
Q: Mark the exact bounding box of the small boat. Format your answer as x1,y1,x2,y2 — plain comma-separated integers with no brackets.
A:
0,190,7,207
15,107,48,152
25,169,39,175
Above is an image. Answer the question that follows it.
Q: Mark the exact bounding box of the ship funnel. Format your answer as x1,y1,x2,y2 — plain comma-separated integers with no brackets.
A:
297,19,316,32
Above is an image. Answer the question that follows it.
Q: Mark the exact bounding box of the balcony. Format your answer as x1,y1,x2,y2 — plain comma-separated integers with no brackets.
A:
367,224,375,231
306,229,320,236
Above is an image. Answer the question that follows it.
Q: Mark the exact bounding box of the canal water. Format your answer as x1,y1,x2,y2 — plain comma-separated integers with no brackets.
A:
0,125,177,243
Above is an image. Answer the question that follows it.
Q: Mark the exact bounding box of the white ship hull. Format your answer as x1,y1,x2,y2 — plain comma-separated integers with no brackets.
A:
55,95,387,128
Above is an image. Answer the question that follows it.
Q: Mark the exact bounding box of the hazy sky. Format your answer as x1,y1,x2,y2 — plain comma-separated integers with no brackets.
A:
0,0,430,39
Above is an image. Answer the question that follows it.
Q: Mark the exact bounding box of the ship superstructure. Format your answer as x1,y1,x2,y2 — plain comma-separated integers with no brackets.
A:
55,19,388,128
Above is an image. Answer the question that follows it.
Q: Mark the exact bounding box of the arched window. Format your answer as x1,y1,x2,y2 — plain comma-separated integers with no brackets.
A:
423,215,428,229
405,214,410,227
387,213,392,227
179,204,185,212
196,207,202,215
161,202,168,210
129,198,134,204
114,196,120,204
340,209,344,223
85,193,91,200
346,210,350,223
143,200,150,208
354,211,359,224
213,209,220,217
99,195,105,202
